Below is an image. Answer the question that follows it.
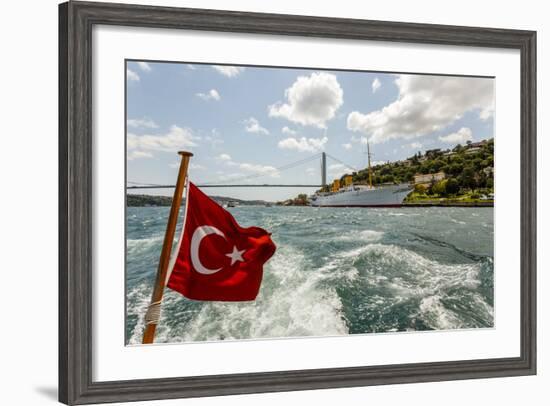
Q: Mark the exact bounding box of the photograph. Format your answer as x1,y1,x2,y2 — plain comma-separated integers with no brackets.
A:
125,61,495,345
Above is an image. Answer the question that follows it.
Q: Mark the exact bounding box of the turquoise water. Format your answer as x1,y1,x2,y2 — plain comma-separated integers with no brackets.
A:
126,206,494,344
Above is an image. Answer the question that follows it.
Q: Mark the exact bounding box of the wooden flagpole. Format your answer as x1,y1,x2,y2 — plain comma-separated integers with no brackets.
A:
142,151,193,344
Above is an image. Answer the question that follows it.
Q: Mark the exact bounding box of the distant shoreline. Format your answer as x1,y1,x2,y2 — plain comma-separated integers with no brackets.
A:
126,193,271,207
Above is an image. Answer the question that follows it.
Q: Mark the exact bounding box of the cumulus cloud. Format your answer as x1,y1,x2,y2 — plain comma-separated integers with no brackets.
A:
347,74,494,143
212,66,245,77
328,163,354,178
127,150,153,160
371,160,387,167
342,143,352,150
269,72,343,128
127,117,159,129
282,126,297,135
127,125,199,158
217,153,279,178
137,62,152,72
238,163,279,178
244,117,269,135
196,89,221,101
372,77,381,93
127,69,140,81
351,135,369,145
408,142,423,150
278,136,328,153
439,127,473,144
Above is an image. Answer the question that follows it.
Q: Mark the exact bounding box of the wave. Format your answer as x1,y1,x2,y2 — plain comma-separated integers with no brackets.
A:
126,207,494,343
127,245,348,344
126,235,164,250
335,229,384,242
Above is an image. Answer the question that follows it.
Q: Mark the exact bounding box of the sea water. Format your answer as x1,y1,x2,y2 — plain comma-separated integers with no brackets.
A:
126,206,494,344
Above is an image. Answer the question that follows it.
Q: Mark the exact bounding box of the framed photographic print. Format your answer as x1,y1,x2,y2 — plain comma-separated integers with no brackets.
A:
59,1,536,404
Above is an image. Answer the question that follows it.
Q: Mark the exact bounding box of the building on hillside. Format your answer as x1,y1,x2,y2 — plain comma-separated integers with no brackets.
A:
465,146,482,154
425,148,442,157
414,171,446,186
468,140,488,149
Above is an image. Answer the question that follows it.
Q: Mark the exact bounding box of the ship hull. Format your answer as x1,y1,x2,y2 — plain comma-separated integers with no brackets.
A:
311,184,412,207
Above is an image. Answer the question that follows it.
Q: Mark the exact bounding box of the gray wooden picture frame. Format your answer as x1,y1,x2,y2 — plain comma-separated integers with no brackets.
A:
59,1,537,404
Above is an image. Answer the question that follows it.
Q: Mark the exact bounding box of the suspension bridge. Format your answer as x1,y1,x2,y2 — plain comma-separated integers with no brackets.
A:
126,152,359,190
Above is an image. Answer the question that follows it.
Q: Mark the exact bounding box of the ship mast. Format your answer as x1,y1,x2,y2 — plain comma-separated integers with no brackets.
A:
367,139,373,188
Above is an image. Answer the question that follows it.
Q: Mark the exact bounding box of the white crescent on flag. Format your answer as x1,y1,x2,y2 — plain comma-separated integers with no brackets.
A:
190,226,226,275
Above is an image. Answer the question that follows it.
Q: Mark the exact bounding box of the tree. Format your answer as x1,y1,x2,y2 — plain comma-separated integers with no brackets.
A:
448,163,463,176
432,179,448,196
460,166,476,190
445,178,460,195
453,144,463,152
414,184,427,194
472,157,484,170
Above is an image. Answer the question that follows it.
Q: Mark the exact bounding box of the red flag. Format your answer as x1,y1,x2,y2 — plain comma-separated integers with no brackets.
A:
166,182,276,301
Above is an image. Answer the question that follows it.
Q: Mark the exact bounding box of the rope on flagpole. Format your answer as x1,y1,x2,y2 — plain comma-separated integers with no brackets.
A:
144,301,162,325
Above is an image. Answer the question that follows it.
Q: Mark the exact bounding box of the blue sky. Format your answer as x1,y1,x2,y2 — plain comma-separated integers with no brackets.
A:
126,61,494,201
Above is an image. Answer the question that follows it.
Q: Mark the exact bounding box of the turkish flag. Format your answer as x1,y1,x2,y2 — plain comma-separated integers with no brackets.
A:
166,182,276,301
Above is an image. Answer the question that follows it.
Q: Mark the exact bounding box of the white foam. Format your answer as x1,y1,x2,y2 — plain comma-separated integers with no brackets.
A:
128,245,349,344
336,229,384,242
419,295,464,330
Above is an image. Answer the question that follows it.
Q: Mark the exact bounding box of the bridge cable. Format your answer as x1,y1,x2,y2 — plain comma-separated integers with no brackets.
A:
128,153,322,188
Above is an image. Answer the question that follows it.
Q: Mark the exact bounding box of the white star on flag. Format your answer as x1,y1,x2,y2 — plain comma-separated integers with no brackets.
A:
226,245,246,266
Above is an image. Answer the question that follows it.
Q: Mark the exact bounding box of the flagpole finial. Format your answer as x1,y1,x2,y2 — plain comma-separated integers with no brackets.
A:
178,151,194,157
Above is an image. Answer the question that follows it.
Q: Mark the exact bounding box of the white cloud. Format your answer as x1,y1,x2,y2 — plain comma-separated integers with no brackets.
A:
408,142,423,150
328,163,354,178
372,77,381,93
439,127,473,144
342,143,352,150
186,64,197,70
371,160,387,167
282,126,297,136
269,72,344,128
127,69,140,82
127,117,159,129
127,150,153,160
217,154,279,178
347,74,494,143
196,89,221,101
277,136,328,153
137,62,151,72
244,117,269,135
212,66,245,77
127,125,199,158
238,163,279,178
351,135,369,145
